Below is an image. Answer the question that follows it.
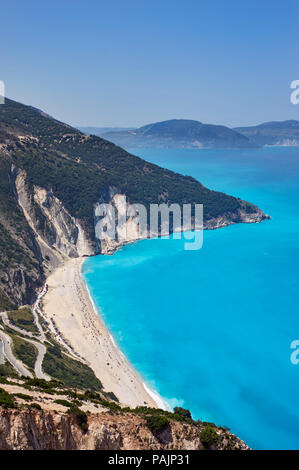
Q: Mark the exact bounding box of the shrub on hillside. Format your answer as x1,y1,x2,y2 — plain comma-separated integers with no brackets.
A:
0,387,15,408
173,406,192,419
28,403,42,410
67,405,88,432
199,425,220,448
145,414,170,435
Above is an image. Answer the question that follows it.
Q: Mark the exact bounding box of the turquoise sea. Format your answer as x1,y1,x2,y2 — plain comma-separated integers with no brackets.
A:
83,147,299,450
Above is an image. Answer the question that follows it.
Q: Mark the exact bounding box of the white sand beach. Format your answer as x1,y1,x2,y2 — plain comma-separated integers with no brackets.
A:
42,257,162,409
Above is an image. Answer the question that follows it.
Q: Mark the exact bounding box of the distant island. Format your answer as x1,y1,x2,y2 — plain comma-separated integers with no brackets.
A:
234,120,299,146
79,119,299,149
80,126,133,135
80,119,259,149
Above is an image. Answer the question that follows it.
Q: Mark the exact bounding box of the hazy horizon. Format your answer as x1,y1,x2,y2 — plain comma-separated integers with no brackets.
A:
2,0,299,128
77,118,299,131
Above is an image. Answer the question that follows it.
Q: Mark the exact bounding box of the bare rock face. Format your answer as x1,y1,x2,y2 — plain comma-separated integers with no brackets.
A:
12,166,94,269
0,408,250,451
4,268,42,308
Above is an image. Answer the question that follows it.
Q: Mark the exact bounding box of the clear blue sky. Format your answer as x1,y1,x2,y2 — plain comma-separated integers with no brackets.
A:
2,0,299,127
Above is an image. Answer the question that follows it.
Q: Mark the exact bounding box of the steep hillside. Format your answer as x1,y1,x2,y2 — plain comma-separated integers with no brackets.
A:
235,120,299,146
0,99,268,309
99,119,259,148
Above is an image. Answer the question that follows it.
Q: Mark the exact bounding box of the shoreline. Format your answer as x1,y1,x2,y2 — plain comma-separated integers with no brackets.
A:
42,256,167,409
80,263,170,410
98,210,270,256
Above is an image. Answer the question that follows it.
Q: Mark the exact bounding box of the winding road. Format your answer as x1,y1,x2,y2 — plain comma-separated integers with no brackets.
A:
24,338,50,380
0,329,32,378
0,312,34,338
0,288,51,381
32,286,47,343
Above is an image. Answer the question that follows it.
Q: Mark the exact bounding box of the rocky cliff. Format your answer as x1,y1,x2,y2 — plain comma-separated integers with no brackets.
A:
12,165,94,267
0,406,250,451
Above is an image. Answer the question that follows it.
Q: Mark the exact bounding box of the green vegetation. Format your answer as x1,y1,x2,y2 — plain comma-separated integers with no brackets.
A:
14,393,32,401
43,341,103,391
0,360,18,378
0,387,15,408
199,425,220,448
23,378,65,395
145,414,170,435
68,398,194,429
129,405,193,425
28,402,42,410
103,391,119,402
54,399,73,408
7,307,39,334
25,378,63,389
78,390,103,401
74,390,121,412
0,155,43,309
98,400,122,412
53,398,88,431
173,406,192,419
68,405,88,432
11,336,37,370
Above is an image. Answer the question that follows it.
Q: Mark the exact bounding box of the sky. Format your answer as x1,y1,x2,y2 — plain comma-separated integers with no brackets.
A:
1,0,299,128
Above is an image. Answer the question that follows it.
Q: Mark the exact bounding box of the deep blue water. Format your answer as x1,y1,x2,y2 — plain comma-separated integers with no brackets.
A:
83,147,299,450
